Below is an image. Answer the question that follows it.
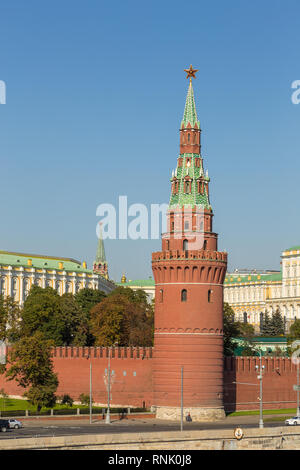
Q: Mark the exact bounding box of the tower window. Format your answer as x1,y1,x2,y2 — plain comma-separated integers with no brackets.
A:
208,289,213,302
159,289,163,303
181,289,187,302
183,239,188,251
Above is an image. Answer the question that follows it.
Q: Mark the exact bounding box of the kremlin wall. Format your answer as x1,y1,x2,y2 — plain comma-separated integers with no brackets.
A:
0,346,298,414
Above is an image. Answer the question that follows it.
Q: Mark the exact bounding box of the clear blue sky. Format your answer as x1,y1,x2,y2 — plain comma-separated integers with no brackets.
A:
0,0,299,282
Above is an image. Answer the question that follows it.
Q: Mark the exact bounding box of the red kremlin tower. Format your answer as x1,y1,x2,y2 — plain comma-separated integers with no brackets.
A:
152,66,228,421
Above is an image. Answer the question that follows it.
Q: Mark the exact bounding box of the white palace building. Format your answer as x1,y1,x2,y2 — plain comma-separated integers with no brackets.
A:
0,232,115,306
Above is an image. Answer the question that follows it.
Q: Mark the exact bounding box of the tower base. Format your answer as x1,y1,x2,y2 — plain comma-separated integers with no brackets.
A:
155,406,225,422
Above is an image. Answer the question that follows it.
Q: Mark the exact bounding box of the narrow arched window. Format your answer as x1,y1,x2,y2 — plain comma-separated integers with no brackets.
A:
181,289,187,302
166,240,169,250
183,239,188,251
208,289,212,303
203,240,207,250
159,289,163,303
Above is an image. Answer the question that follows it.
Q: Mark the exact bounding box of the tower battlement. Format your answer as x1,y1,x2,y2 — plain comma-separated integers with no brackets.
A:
152,249,227,263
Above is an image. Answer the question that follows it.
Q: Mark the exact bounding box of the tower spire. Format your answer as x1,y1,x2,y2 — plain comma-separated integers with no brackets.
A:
93,222,108,278
181,78,200,129
151,68,228,423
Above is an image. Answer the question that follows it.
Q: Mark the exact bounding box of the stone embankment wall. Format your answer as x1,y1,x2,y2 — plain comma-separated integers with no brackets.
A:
0,427,300,450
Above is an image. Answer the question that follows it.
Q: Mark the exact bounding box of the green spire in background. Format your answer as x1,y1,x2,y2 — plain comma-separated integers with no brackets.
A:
95,223,106,263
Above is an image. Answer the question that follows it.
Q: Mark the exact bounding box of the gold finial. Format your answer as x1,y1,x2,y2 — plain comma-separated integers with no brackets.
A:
121,273,127,283
184,64,199,81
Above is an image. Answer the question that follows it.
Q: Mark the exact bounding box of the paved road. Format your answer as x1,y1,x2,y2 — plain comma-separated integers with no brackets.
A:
0,415,293,440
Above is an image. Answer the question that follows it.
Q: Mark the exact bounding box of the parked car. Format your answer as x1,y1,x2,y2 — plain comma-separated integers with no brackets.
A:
7,419,23,429
285,416,300,426
0,419,10,432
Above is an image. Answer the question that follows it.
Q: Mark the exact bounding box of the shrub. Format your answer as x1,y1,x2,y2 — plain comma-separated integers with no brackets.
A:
59,394,74,407
78,393,92,406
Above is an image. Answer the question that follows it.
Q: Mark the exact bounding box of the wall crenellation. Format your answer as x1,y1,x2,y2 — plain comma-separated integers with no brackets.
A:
51,346,153,360
224,356,297,374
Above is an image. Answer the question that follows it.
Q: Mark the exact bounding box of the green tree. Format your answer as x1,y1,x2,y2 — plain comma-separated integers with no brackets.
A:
223,303,239,356
260,311,272,336
20,286,64,344
59,293,89,346
74,288,106,314
286,319,300,357
236,322,255,339
74,288,107,345
90,287,154,347
78,393,92,406
6,331,58,412
269,308,285,336
0,295,21,343
288,319,300,342
20,286,92,346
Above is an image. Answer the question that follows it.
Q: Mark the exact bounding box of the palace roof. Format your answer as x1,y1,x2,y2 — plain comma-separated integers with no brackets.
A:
0,250,92,273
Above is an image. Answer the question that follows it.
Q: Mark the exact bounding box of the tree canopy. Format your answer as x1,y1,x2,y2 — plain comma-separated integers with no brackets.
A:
6,331,58,412
90,287,154,347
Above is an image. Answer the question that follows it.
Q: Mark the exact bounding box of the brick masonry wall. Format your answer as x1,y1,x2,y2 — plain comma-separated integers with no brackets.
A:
0,350,299,412
224,356,299,411
0,346,153,409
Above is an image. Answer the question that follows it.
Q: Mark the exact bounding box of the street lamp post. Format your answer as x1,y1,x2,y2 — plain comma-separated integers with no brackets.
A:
86,354,93,424
180,366,183,432
255,351,265,429
89,360,92,424
105,347,112,424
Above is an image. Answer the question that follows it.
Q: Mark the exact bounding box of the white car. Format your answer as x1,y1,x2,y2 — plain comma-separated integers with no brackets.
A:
7,419,23,429
285,416,300,426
